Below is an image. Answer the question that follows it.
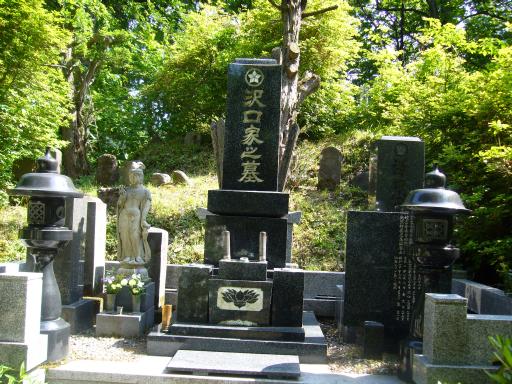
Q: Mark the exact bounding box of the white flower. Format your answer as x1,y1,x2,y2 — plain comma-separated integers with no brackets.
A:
120,278,128,286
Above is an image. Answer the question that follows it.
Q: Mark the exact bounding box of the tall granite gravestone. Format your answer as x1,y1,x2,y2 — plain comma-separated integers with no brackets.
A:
317,147,342,191
147,59,326,368
52,196,106,333
375,136,424,212
342,136,425,349
204,58,300,269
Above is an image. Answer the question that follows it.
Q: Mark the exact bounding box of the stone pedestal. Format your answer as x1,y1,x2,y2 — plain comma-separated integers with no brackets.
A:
413,293,512,384
0,273,48,370
95,283,155,337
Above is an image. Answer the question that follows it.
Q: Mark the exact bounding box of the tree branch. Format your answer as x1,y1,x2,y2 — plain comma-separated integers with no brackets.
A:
302,5,338,18
458,10,510,23
297,71,320,105
267,0,284,11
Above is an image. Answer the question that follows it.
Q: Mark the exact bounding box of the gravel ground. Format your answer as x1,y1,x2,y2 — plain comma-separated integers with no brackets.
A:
66,320,399,375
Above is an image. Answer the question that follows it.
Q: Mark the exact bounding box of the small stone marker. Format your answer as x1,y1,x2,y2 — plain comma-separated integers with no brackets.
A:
150,172,171,186
317,146,342,191
184,132,202,146
166,350,301,379
171,170,192,185
96,154,119,186
221,59,282,191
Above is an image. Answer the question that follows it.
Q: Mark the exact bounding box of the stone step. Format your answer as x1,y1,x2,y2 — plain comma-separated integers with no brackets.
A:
166,350,300,379
147,311,327,363
46,356,406,384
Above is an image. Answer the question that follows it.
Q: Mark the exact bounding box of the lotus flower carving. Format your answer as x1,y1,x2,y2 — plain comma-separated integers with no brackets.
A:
221,289,259,308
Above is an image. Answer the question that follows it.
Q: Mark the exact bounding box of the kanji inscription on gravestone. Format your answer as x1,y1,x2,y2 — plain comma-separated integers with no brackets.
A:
221,59,281,191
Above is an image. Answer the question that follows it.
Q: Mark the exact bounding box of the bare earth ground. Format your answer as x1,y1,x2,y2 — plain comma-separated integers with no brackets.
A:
65,319,399,375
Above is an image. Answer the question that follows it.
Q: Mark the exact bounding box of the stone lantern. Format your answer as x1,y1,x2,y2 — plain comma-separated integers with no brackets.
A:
398,165,470,380
8,148,83,362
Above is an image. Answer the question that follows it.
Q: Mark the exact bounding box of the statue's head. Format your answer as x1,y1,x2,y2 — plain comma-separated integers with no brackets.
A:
127,161,145,186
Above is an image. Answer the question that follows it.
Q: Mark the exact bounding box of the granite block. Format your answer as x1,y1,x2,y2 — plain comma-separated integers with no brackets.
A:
116,282,155,313
96,307,154,337
452,278,512,315
176,264,213,323
363,321,384,360
147,311,326,363
303,271,345,299
165,264,184,289
413,354,496,384
0,273,43,343
218,259,268,281
204,214,289,269
55,197,87,304
303,298,337,318
83,197,106,296
0,334,48,371
207,190,289,217
271,268,304,327
423,293,468,365
166,350,300,379
209,278,273,326
464,314,512,365
147,228,169,308
222,59,281,192
375,136,425,212
168,322,305,341
61,299,97,334
343,210,420,337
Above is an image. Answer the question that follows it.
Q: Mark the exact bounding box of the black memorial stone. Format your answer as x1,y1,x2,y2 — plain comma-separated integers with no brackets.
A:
176,264,213,324
222,59,281,192
219,259,268,281
207,190,289,217
375,136,425,212
271,268,304,327
209,279,273,326
363,321,385,360
343,210,422,337
204,214,289,269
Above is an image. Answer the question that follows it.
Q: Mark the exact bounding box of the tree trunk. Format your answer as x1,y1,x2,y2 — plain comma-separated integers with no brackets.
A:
61,49,101,178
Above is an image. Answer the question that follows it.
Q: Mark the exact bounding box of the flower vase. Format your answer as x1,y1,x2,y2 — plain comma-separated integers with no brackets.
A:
105,293,116,312
131,294,141,313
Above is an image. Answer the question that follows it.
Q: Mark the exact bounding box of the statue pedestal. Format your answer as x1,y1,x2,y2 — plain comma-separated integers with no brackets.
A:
118,262,148,280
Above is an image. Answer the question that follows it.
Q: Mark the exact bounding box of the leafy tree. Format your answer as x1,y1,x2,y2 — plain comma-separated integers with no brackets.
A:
350,21,512,284
150,0,359,187
0,0,70,200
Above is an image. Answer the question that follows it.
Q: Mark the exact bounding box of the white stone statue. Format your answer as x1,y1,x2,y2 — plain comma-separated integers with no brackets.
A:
117,161,151,277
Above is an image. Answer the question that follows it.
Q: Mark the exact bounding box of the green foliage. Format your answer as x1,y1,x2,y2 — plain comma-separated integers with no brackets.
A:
0,362,30,384
150,0,360,138
0,0,70,194
349,21,512,284
0,206,26,263
487,335,512,383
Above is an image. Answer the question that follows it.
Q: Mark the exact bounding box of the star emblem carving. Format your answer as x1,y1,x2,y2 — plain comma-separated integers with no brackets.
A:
245,68,264,87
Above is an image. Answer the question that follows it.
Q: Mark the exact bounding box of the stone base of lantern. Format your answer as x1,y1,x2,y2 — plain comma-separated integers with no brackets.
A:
41,317,70,362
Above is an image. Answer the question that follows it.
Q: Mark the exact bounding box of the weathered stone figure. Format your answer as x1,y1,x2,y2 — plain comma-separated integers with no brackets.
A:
117,161,151,277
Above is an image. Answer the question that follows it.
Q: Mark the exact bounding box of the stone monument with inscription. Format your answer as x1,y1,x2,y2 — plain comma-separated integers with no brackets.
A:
147,60,326,375
342,136,425,351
